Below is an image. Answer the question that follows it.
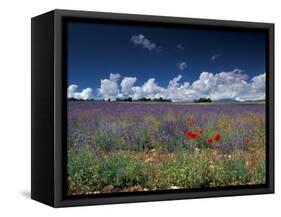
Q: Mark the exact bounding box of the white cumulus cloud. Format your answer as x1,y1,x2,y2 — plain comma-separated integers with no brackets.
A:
234,73,265,101
67,84,93,100
128,78,165,100
131,34,157,51
69,69,265,102
166,75,191,102
120,77,137,96
189,69,265,101
97,73,121,100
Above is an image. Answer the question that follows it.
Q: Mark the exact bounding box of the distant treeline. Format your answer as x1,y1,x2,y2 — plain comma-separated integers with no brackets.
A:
116,97,172,102
193,98,212,103
68,97,172,102
68,98,95,101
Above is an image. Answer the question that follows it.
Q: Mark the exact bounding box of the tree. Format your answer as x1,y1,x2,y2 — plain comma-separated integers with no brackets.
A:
194,98,212,103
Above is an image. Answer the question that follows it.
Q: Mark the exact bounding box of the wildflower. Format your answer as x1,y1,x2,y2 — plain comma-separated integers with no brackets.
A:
208,138,214,144
186,130,198,139
186,131,193,138
191,133,198,139
198,130,203,135
214,132,221,142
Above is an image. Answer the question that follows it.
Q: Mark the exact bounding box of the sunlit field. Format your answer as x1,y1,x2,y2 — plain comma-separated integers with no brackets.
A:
67,101,266,195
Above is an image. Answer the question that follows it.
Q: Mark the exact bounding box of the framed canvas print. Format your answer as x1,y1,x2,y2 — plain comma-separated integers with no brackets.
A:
31,9,274,207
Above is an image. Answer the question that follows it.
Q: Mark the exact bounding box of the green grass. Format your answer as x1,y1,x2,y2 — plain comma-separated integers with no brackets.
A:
67,147,265,195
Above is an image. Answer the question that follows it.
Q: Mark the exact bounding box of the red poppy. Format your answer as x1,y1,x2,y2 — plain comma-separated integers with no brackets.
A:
186,131,193,138
214,133,221,142
191,133,198,139
198,130,203,135
186,130,198,139
208,138,214,144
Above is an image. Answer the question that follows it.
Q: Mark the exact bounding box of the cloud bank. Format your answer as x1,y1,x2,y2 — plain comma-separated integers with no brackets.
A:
68,69,265,102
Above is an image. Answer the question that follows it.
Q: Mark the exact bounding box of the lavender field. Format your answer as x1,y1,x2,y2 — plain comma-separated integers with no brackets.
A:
67,101,266,195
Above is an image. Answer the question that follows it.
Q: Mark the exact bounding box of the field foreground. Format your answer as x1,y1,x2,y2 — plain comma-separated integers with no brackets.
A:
67,102,266,195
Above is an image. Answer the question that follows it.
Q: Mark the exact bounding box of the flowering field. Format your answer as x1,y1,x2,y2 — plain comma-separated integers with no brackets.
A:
67,101,266,195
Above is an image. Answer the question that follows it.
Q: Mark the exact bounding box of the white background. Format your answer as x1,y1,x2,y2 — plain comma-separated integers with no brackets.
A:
0,0,279,216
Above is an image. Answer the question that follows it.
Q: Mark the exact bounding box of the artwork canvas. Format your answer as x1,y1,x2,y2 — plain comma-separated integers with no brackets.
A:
66,20,267,196
31,9,274,207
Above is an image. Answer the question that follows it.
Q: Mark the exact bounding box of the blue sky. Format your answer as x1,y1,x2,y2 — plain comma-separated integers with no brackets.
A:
67,21,266,102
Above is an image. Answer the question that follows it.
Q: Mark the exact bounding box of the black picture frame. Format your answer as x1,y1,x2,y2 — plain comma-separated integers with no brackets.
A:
31,9,274,207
